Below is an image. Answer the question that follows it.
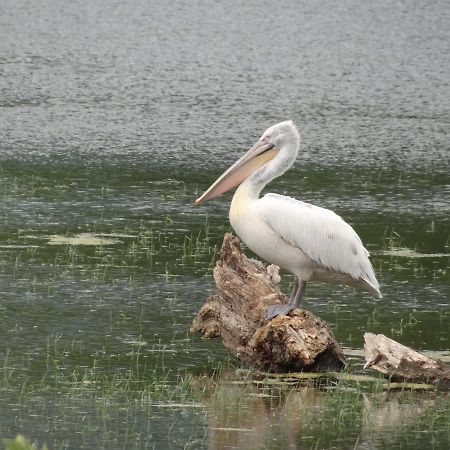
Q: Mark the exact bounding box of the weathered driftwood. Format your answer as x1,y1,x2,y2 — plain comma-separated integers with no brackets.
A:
364,333,450,389
191,233,346,372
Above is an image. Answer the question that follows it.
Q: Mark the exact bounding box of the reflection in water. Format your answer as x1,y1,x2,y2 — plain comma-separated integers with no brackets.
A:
361,393,434,433
193,371,446,450
207,383,324,449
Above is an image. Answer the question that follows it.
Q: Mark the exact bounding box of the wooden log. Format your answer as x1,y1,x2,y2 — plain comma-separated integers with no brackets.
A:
364,333,450,389
191,233,346,372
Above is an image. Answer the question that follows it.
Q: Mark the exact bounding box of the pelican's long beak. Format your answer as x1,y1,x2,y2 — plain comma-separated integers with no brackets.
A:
195,140,278,205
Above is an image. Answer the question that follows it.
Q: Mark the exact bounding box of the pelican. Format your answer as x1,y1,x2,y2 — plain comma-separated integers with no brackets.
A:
195,121,381,319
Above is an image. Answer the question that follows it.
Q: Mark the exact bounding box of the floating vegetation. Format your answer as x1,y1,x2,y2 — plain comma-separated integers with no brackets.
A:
379,248,450,258
47,233,120,246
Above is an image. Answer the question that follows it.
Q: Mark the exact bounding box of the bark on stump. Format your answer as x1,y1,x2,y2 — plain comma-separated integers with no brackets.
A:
191,233,346,372
364,333,450,389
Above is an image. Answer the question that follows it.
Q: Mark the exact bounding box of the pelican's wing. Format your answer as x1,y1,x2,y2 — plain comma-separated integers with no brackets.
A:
258,193,380,294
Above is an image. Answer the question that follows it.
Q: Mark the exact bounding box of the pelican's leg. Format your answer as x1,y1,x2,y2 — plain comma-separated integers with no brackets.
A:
289,280,306,308
266,279,306,320
289,276,299,304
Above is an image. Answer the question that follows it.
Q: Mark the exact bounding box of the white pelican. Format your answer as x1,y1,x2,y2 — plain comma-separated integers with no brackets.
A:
195,121,381,319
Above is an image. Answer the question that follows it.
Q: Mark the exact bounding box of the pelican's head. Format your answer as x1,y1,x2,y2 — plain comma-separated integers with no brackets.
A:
260,120,300,153
195,120,300,205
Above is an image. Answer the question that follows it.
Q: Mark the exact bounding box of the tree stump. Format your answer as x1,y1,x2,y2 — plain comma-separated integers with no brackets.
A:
364,333,450,389
191,233,346,372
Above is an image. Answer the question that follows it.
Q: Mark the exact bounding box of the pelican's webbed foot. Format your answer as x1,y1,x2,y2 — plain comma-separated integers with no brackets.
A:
266,304,295,320
266,279,306,319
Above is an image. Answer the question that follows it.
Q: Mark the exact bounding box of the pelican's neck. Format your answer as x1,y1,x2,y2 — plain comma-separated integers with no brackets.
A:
238,139,298,200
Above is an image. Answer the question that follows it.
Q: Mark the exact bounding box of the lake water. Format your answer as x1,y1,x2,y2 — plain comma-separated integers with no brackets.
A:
0,0,449,448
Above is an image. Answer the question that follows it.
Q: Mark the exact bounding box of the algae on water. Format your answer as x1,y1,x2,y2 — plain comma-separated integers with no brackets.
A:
47,233,120,246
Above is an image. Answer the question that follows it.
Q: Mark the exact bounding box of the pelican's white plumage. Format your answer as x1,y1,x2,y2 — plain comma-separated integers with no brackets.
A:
196,120,381,318
257,194,380,294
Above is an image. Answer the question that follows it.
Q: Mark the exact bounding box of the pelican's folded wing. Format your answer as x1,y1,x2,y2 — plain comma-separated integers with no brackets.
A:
257,193,380,294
